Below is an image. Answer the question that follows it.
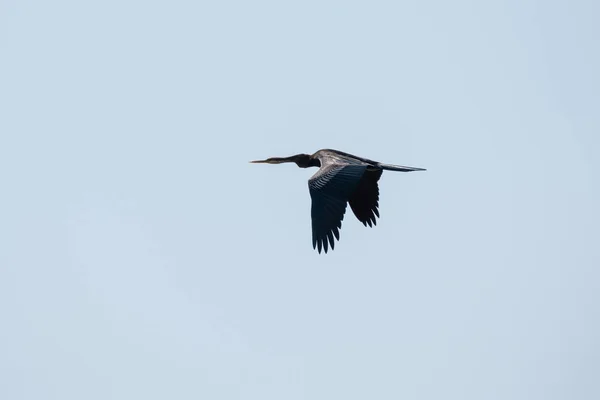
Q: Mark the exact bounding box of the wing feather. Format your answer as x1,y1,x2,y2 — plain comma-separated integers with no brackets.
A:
348,168,383,227
308,164,367,253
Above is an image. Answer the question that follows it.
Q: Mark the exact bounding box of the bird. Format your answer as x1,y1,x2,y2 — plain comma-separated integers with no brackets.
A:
250,149,425,253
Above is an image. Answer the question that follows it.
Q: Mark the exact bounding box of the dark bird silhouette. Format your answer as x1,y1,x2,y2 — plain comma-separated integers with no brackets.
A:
251,149,425,253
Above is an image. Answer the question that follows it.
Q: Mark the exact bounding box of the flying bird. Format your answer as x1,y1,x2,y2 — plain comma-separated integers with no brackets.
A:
251,149,425,253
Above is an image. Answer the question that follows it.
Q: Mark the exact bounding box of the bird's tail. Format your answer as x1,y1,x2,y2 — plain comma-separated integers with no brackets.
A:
378,163,426,172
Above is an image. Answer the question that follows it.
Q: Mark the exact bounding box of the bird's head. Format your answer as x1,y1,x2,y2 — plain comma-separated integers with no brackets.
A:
250,154,318,168
249,157,288,164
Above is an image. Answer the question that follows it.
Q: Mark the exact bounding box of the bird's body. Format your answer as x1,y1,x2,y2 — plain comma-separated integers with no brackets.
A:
251,149,425,253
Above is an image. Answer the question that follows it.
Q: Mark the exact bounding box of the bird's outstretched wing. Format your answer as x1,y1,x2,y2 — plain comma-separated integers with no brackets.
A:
348,168,383,227
308,164,367,253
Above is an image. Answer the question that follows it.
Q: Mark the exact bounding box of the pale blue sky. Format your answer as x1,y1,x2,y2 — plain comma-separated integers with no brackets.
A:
1,1,599,399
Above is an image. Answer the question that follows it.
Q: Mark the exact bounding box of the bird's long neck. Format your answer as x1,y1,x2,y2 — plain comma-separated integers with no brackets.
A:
269,156,299,163
292,154,320,168
266,154,319,168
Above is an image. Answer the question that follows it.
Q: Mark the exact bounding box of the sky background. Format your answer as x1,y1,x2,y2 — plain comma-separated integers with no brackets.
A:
1,0,599,399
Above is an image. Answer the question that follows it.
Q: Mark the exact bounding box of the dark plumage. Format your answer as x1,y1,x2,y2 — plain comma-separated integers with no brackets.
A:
251,149,425,253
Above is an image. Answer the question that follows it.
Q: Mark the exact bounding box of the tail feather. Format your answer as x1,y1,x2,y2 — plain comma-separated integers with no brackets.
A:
378,163,426,172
